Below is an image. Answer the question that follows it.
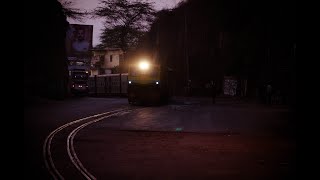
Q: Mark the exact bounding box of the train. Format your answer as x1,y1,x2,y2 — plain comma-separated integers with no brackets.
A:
127,60,171,104
87,60,172,105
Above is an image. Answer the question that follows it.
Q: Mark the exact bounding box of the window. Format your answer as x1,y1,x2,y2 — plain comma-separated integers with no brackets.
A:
110,55,113,62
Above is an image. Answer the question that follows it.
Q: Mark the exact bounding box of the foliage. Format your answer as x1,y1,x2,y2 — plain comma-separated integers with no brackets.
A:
92,0,156,50
59,0,89,22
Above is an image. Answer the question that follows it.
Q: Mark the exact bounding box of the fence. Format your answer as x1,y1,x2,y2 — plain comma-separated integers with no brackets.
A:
88,73,128,96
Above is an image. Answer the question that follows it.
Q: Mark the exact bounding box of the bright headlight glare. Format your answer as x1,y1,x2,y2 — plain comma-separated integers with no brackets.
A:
138,61,150,70
128,81,132,84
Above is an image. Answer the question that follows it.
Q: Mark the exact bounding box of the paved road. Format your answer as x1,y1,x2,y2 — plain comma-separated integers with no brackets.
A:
24,96,296,179
24,97,129,179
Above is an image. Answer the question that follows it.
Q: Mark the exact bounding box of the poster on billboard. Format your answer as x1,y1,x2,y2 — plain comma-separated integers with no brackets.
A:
223,76,238,96
66,24,93,62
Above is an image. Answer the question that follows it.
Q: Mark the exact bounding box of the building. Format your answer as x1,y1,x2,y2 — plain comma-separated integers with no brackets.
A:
91,48,124,75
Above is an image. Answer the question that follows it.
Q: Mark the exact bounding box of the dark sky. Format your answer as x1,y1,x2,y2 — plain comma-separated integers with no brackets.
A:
65,0,183,46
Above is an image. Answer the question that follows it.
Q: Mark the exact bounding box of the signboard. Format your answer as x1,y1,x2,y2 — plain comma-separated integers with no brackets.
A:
223,76,237,96
66,24,93,63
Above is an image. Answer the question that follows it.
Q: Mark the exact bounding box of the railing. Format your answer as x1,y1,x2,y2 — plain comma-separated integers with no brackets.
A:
88,73,128,96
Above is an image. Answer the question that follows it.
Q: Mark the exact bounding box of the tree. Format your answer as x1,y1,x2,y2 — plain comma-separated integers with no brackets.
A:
25,0,70,101
98,25,144,49
92,0,156,51
59,0,89,21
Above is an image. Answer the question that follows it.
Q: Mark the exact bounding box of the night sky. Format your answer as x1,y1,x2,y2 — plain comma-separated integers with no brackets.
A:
65,0,183,46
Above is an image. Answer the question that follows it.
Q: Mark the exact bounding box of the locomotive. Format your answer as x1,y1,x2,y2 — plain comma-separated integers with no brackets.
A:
127,60,171,104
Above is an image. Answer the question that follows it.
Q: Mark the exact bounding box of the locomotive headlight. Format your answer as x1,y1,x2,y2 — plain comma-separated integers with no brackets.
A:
156,81,159,84
138,61,150,71
128,81,132,84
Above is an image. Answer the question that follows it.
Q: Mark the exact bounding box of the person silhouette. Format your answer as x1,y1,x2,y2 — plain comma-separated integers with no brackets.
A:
266,82,273,105
211,80,216,104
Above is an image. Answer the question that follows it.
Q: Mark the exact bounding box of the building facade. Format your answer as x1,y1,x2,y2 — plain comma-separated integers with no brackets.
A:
91,48,124,75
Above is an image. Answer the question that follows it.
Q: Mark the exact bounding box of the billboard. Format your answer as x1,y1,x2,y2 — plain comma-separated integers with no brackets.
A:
66,24,93,63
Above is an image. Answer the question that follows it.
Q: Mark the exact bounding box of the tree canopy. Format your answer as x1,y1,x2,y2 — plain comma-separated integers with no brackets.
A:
59,0,89,22
92,0,156,50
